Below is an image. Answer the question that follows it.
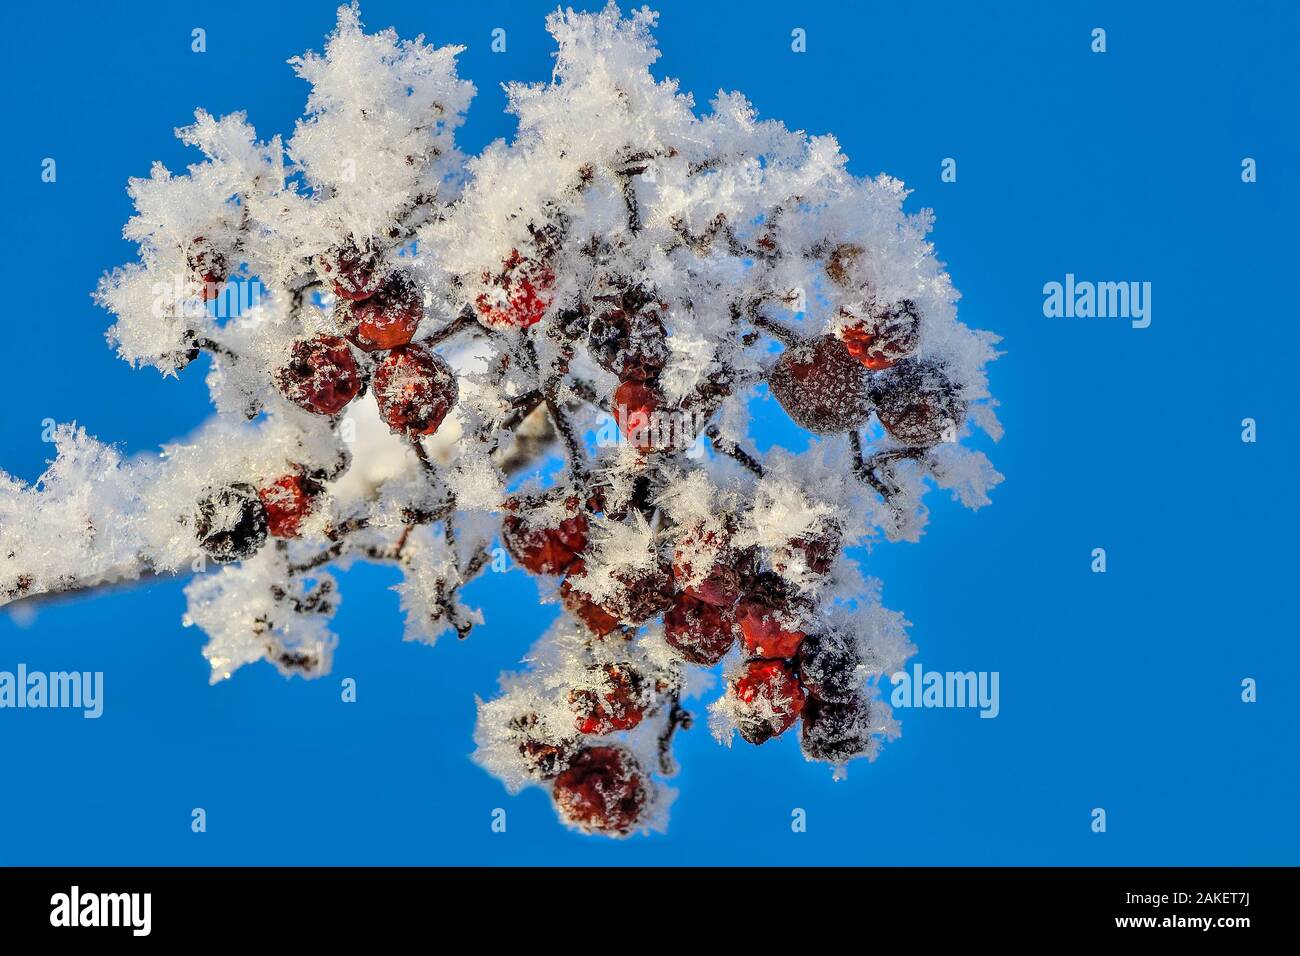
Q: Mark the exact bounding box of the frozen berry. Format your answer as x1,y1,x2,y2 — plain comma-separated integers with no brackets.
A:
825,242,864,288
339,270,424,352
839,300,920,371
568,663,649,735
671,519,754,607
373,345,458,436
319,236,383,301
552,746,648,836
797,631,860,703
664,591,739,665
194,483,268,563
587,277,668,381
769,335,873,434
274,334,364,415
258,472,324,539
562,558,673,631
613,379,691,454
560,561,624,637
501,489,589,575
736,572,809,659
772,520,841,578
801,695,873,763
187,236,227,302
728,658,805,745
474,250,555,328
507,713,577,780
868,357,964,447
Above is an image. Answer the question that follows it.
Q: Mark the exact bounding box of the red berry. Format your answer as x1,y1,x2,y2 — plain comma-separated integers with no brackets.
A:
339,271,424,352
769,335,873,434
474,250,555,328
568,663,649,735
613,379,691,454
187,236,227,302
838,300,920,371
772,521,841,578
258,472,323,539
319,236,383,301
552,746,648,836
664,591,739,665
561,558,673,633
501,490,589,576
671,519,753,607
560,561,624,637
868,357,964,447
728,658,805,745
274,334,363,415
736,572,808,659
373,345,458,436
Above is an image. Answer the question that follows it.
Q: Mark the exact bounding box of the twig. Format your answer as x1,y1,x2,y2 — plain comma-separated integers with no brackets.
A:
704,424,764,478
546,397,589,482
425,311,481,348
657,692,693,776
748,311,802,347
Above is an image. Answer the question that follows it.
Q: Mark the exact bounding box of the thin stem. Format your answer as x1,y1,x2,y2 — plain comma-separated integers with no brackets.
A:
704,424,764,478
657,692,693,776
546,397,588,482
749,311,802,347
425,311,480,348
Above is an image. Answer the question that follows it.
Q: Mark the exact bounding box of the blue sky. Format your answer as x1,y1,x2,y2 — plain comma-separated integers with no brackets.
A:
0,0,1296,864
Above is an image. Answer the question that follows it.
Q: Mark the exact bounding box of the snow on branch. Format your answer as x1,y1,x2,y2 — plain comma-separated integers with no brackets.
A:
0,3,1001,837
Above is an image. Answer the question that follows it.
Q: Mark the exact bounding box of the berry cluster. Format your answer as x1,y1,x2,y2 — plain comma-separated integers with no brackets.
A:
4,6,1001,838
274,245,458,437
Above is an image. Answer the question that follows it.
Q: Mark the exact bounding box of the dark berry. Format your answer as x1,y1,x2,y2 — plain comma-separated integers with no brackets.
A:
796,631,861,703
568,663,649,735
728,658,805,745
507,713,576,780
258,472,323,539
868,357,964,447
587,276,668,381
195,483,268,563
339,270,423,352
501,489,589,576
839,300,920,371
552,746,648,836
474,250,554,328
769,335,873,434
373,345,458,436
319,236,383,301
801,695,873,763
274,334,364,415
664,591,739,665
824,242,864,288
736,572,809,659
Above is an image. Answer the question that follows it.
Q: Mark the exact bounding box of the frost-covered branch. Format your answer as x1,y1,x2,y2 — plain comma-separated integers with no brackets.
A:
1,3,1002,838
